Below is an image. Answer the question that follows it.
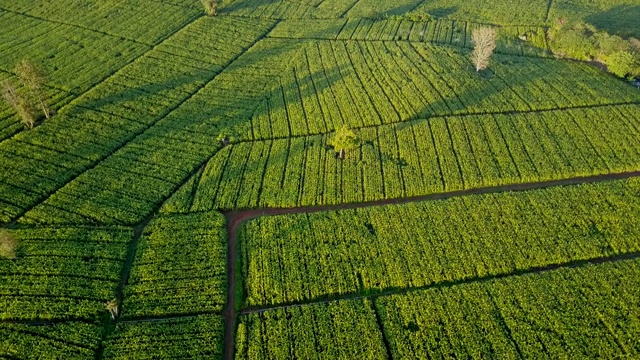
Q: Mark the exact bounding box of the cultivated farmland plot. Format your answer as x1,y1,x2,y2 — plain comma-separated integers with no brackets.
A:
0,0,639,358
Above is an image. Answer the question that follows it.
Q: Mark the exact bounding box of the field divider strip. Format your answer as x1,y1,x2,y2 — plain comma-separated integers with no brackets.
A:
238,251,640,316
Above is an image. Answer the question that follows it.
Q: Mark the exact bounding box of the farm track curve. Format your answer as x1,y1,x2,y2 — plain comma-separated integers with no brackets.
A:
221,169,640,360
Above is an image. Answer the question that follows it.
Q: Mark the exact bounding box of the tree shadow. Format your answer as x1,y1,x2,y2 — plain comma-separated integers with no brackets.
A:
425,6,458,19
585,5,640,38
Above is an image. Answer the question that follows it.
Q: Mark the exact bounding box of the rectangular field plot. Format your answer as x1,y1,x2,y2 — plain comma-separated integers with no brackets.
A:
377,257,640,358
0,227,132,321
244,41,637,139
237,177,640,306
235,299,387,359
0,322,103,359
176,104,640,211
103,315,223,359
123,212,227,318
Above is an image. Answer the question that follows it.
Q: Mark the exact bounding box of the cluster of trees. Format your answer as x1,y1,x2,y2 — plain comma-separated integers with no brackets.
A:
549,20,640,79
1,60,51,129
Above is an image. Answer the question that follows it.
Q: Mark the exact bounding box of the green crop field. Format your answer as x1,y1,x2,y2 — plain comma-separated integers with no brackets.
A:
0,0,639,358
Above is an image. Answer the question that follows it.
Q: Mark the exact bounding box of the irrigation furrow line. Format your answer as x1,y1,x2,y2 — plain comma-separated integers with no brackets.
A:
238,251,640,316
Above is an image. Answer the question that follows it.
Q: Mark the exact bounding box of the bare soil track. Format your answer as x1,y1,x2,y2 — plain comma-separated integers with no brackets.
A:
221,169,640,360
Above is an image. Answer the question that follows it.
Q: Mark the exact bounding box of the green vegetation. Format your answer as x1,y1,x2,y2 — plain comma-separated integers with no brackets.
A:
0,322,103,358
1,0,639,358
167,105,640,211
201,0,219,16
239,178,640,306
377,258,640,358
0,230,17,259
123,212,227,318
329,125,359,158
236,299,387,359
102,316,224,359
549,21,640,78
0,227,132,320
236,258,640,359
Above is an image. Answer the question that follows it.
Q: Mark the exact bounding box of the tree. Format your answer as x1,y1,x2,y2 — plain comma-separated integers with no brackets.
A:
0,230,18,259
1,81,37,129
329,125,359,159
201,0,218,16
471,27,497,72
15,60,50,120
106,298,119,320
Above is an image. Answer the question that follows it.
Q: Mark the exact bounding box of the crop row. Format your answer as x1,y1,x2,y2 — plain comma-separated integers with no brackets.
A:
0,17,277,225
123,212,227,318
0,227,132,321
172,104,640,212
103,315,223,359
1,0,201,45
269,18,548,56
0,322,102,359
238,177,640,306
236,258,640,359
245,40,636,139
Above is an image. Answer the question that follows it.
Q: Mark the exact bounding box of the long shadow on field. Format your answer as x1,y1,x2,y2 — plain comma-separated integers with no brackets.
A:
586,5,640,38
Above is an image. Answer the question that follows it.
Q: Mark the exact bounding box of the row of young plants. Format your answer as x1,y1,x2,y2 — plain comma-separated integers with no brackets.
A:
0,322,103,359
1,0,202,45
237,177,640,307
169,104,640,212
235,258,640,359
0,227,132,320
0,17,278,225
245,40,637,140
123,212,227,318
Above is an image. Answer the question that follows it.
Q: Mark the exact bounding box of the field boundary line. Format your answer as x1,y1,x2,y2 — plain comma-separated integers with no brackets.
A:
238,251,640,315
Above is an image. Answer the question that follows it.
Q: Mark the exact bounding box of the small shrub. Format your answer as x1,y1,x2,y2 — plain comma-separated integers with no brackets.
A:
329,125,359,159
0,230,18,259
201,0,218,16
